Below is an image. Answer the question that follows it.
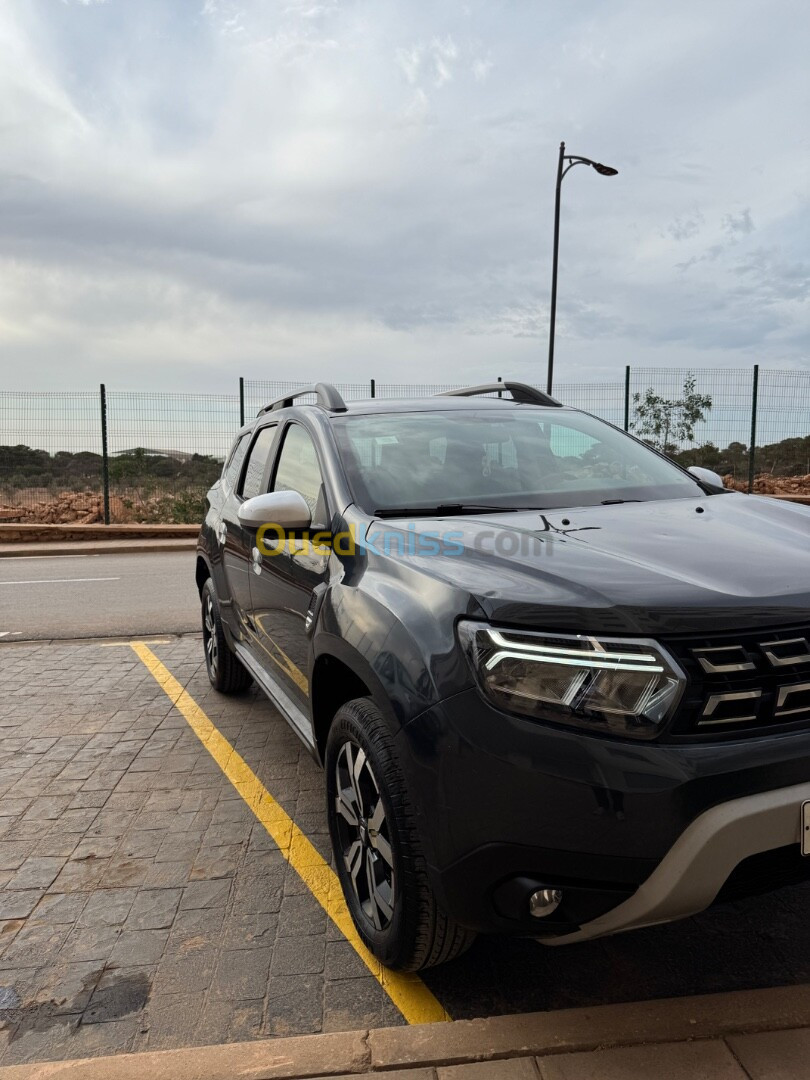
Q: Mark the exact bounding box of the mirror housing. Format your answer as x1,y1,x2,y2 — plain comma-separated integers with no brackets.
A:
688,466,725,490
238,490,312,529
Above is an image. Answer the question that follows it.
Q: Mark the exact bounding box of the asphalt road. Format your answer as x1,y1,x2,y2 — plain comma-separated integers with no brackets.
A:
0,551,200,640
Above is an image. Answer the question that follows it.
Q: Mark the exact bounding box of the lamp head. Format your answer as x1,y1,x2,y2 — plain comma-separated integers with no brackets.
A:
592,162,618,176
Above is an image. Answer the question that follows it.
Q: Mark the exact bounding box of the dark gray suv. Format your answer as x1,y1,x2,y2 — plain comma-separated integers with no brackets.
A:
196,381,810,970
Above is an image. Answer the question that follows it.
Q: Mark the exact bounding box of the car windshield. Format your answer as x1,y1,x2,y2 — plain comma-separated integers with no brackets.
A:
331,408,705,513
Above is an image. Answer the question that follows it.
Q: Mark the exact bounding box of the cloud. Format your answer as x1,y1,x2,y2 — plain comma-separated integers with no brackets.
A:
0,0,808,392
667,209,704,241
396,44,423,85
431,36,458,87
722,208,755,236
396,36,459,90
472,56,493,82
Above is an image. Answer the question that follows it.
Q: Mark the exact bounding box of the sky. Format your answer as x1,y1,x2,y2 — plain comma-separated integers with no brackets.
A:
0,0,808,394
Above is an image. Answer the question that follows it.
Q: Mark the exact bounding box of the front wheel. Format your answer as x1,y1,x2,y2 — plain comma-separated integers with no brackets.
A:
201,578,252,694
325,698,475,971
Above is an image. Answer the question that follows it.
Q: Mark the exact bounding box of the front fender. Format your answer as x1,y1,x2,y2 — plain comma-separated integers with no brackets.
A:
315,569,479,730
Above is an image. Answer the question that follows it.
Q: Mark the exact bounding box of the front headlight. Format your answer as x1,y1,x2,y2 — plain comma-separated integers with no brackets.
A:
458,621,686,739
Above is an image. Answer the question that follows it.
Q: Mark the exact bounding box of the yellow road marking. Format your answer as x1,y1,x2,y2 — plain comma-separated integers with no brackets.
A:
130,642,449,1025
101,638,172,647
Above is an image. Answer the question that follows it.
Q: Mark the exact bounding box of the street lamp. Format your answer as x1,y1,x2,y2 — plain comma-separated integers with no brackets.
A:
546,141,618,395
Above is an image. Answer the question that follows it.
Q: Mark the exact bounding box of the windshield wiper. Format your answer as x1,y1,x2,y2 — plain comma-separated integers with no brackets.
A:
374,503,541,519
600,499,643,505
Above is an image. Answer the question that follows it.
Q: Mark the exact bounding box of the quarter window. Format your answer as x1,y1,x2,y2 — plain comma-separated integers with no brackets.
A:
223,433,250,489
240,425,278,500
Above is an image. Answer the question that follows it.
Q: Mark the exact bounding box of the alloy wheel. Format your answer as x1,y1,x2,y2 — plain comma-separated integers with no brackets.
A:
334,739,395,931
203,594,218,677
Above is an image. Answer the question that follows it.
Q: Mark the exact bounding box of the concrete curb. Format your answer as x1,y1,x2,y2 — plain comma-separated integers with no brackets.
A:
0,524,199,540
1,984,808,1080
0,539,196,558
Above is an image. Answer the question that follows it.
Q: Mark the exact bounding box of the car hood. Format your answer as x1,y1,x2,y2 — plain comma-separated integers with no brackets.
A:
368,493,810,635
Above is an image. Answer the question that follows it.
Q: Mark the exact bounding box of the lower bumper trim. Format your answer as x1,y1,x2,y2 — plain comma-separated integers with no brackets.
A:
545,780,810,945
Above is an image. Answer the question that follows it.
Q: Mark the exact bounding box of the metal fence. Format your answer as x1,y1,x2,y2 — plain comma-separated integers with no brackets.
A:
0,391,105,523
1,368,808,524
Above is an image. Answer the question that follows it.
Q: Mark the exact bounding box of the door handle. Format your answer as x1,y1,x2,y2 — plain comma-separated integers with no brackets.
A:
251,546,263,575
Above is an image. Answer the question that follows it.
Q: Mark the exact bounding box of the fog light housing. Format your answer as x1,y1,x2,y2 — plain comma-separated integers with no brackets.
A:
529,888,563,918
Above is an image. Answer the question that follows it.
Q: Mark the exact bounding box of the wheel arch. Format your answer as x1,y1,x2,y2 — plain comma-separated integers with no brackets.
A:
310,636,401,765
195,552,212,595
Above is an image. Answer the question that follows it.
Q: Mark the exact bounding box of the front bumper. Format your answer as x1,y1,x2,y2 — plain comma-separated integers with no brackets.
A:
397,688,810,938
547,780,810,944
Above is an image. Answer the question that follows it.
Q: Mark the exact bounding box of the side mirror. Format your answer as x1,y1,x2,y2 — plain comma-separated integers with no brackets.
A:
688,466,725,490
238,490,312,529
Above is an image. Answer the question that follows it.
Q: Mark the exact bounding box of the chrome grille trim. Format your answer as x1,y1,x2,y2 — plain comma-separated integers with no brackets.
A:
665,624,810,739
693,645,755,674
761,637,810,668
775,682,810,718
699,690,762,726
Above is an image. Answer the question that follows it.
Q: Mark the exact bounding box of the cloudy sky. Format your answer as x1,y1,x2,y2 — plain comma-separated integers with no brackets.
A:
0,0,808,393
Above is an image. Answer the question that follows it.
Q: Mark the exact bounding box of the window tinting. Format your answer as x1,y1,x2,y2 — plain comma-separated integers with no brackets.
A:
223,434,250,489
273,425,325,520
241,426,278,500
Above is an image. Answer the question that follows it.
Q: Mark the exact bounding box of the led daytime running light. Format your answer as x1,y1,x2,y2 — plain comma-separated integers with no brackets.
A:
484,629,663,674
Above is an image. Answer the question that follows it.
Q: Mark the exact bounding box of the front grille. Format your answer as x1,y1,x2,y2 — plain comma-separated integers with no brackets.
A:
714,844,810,904
664,624,810,740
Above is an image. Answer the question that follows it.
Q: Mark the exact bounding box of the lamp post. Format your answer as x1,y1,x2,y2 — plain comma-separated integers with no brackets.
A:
546,141,618,395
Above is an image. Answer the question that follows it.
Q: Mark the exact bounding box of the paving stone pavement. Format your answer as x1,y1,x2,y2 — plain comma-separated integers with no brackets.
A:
3,636,810,1069
0,638,405,1066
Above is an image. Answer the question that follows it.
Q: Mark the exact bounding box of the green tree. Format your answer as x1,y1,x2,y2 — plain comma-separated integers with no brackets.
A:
631,374,713,453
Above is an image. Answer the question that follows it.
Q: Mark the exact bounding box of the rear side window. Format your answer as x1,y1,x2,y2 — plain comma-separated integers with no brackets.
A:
223,434,250,489
240,425,278,500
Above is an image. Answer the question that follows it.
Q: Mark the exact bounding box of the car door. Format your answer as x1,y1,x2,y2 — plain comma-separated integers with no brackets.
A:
218,423,279,638
247,421,331,720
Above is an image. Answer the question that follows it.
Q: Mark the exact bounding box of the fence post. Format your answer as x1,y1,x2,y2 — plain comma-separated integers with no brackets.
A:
748,365,759,494
99,384,110,525
239,377,245,426
370,379,376,398
623,366,631,431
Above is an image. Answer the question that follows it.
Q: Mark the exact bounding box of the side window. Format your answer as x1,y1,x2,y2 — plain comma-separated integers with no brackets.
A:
223,433,250,490
240,425,278,500
272,425,326,522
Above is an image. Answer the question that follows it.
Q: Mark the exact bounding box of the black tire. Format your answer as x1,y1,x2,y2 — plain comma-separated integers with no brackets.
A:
201,578,252,694
325,698,476,971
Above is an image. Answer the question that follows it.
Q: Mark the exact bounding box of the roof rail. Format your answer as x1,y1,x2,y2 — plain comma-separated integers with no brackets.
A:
258,383,348,416
436,382,561,407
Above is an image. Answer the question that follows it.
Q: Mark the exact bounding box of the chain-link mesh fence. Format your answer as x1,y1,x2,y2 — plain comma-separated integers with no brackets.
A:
243,381,371,417
374,382,465,398
105,392,240,523
0,392,104,524
245,379,626,427
554,381,627,428
627,367,758,486
754,370,810,490
1,369,808,524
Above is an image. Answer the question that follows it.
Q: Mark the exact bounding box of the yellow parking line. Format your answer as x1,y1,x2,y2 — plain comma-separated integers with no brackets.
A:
101,638,172,647
130,642,449,1026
